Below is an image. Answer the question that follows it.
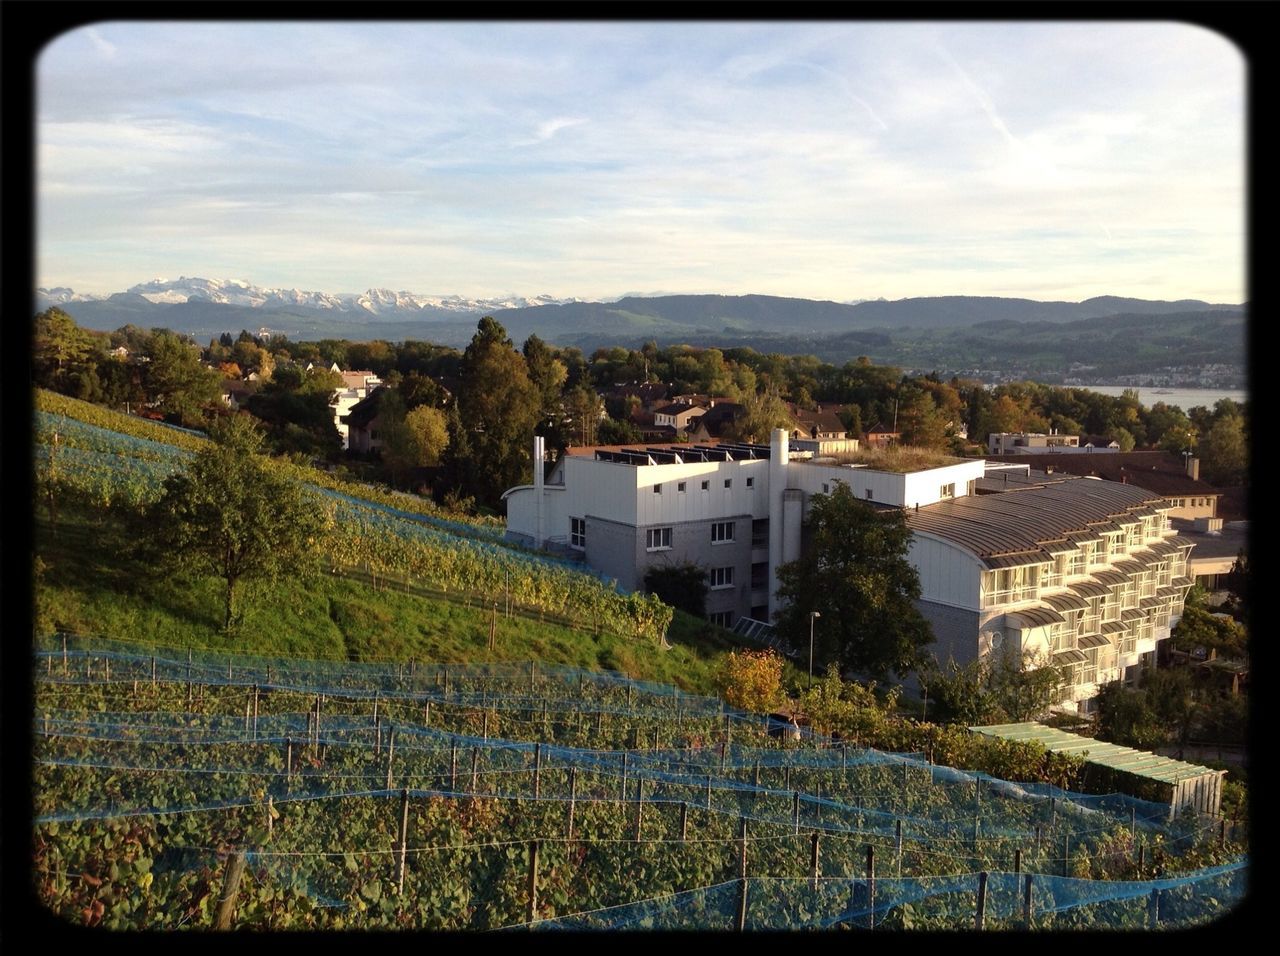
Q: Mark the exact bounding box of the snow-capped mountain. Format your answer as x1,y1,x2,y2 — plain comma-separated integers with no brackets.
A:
38,277,586,316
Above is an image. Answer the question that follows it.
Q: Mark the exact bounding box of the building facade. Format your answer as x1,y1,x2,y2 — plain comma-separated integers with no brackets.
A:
504,431,1192,712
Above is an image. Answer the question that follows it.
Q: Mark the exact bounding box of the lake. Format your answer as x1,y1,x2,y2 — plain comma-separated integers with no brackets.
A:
1074,385,1247,412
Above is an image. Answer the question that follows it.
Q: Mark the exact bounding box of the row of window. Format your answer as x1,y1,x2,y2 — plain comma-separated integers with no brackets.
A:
654,477,754,494
571,518,746,553
1168,497,1212,509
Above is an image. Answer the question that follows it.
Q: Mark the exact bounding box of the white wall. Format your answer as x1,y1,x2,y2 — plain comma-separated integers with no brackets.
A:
908,533,984,610
632,458,770,526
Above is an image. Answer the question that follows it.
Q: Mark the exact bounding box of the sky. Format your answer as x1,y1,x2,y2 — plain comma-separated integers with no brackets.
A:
36,21,1246,304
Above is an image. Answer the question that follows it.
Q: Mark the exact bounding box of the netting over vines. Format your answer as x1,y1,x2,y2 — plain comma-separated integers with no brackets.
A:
33,637,1247,930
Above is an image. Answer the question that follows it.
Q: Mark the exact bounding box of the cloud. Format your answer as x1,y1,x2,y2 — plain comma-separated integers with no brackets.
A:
534,116,587,142
86,28,116,60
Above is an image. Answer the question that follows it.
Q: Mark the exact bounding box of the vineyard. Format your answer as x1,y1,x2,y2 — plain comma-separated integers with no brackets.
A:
33,390,672,643
33,637,1246,930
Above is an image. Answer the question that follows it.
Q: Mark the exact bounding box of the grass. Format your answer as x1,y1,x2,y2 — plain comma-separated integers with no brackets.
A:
825,445,966,472
34,501,761,695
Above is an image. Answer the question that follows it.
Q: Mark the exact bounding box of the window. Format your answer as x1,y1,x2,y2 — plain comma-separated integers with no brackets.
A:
701,480,710,491
646,527,672,551
711,521,735,544
709,566,734,589
678,481,686,493
939,482,955,500
654,483,662,494
865,488,873,500
746,476,754,488
570,517,586,550
709,611,734,628
751,518,769,547
724,478,732,489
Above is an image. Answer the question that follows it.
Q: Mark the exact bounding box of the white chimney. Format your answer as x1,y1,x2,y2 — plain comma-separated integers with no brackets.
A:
1186,456,1200,481
533,435,546,548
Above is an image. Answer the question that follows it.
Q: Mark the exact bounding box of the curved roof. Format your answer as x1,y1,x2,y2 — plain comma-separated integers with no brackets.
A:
906,471,1163,562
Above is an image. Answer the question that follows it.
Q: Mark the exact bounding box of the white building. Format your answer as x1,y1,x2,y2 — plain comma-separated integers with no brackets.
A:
504,430,1192,712
330,370,382,450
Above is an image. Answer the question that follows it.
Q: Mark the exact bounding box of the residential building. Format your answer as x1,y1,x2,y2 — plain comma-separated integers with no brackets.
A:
330,369,382,449
985,451,1221,520
342,385,390,455
863,422,901,449
504,430,1192,712
988,431,1081,454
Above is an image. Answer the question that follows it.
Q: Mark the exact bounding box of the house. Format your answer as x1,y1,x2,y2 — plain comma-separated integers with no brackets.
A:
987,431,1081,454
984,451,1222,521
687,403,746,442
651,401,708,435
503,430,1192,713
786,402,858,455
863,422,900,449
220,379,258,411
330,369,382,450
343,385,391,455
1080,435,1121,451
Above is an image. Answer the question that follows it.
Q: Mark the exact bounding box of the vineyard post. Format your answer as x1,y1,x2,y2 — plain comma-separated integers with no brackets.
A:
720,739,727,773
62,634,68,675
896,820,903,877
227,657,233,681
634,780,644,842
596,710,602,735
792,791,800,835
1138,846,1145,872
1050,797,1057,829
373,694,379,723
527,840,540,924
785,766,791,791
1014,848,1022,876
866,844,875,931
47,654,52,678
1220,817,1227,846
252,686,259,741
529,660,536,693
680,801,689,841
842,744,847,770
397,788,410,893
385,728,396,791
376,715,383,755
286,738,293,786
753,761,761,794
736,816,749,931
450,744,458,792
810,831,821,890
567,767,578,840
815,782,822,825
705,774,712,810
1148,888,1159,928
314,694,322,751
443,665,450,698
627,683,634,710
213,849,248,930
1131,805,1137,841
1063,834,1070,877
1023,874,1034,928
1035,825,1042,852
533,743,542,800
489,603,497,651
620,753,628,801
975,871,988,931
186,649,192,706
43,713,49,737
266,795,273,837
244,694,251,733
471,747,479,793
424,700,431,727
542,700,549,736
105,658,111,682
483,710,490,740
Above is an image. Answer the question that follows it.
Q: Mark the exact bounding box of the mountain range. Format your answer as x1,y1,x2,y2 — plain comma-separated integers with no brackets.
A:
37,278,1246,383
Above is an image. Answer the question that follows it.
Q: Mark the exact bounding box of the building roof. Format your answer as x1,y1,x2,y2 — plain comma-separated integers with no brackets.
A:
1170,518,1247,563
339,369,380,390
984,451,1223,499
343,385,389,428
652,402,705,418
690,402,745,439
786,402,847,437
906,471,1166,564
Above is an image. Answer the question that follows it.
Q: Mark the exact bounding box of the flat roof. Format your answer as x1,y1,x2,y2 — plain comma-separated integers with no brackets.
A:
971,722,1225,785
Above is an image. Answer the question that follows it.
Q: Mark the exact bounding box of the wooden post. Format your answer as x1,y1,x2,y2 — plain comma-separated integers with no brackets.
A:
375,715,383,754
244,694,251,733
286,738,293,778
449,744,458,792
529,660,536,693
443,665,450,698
386,728,396,791
1220,817,1227,846
681,801,689,842
213,849,248,930
373,694,379,723
567,768,578,840
1138,846,1146,872
314,695,321,750
810,831,821,890
1014,848,1022,876
793,791,800,835
1148,888,1159,928
1035,824,1042,852
186,649,193,705
62,635,68,675
706,774,712,810
227,657,233,681
528,840,540,924
252,686,259,741
483,710,490,741
785,765,791,791
627,683,634,710
471,747,480,793
975,871,988,931
634,781,644,842
896,820,904,877
266,795,274,837
720,739,727,773
1063,833,1071,877
866,845,876,931
533,743,543,800
397,788,410,893
596,709,603,735
1023,874,1034,928
489,603,497,651
753,761,761,791
621,752,629,801
1131,805,1137,840
1050,797,1057,829
738,815,748,878
424,700,431,727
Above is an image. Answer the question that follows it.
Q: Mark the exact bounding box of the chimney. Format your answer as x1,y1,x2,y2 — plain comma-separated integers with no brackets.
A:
1186,456,1200,481
533,435,546,548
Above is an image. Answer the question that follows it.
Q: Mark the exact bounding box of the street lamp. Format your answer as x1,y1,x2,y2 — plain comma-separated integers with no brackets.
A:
808,611,822,690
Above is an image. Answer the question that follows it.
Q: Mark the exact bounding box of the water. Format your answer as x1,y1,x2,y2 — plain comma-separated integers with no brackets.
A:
1074,385,1246,412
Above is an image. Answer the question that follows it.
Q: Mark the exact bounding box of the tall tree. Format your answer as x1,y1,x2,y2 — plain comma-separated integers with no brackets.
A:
143,331,222,425
725,388,793,443
775,483,934,679
453,318,541,503
1199,414,1246,485
146,414,330,631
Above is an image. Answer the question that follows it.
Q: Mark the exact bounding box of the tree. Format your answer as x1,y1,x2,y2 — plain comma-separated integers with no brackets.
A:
1199,414,1246,485
717,649,786,713
564,385,605,446
34,308,93,387
143,331,222,425
923,652,1068,725
775,483,934,679
452,318,541,503
146,414,330,631
725,388,793,444
643,563,708,619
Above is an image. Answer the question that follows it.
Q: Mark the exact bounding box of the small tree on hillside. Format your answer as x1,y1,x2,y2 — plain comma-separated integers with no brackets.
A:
147,414,330,631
